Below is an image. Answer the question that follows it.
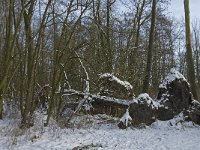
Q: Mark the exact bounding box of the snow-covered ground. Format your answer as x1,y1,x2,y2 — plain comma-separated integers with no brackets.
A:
0,113,200,150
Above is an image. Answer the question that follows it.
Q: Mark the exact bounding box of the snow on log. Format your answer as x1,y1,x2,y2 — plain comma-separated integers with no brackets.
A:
60,90,129,118
88,95,130,117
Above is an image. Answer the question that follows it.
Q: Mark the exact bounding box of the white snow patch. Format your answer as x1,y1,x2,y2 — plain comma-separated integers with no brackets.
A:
133,93,160,109
99,73,133,90
120,109,132,127
95,95,130,106
1,113,200,150
159,68,187,89
82,95,93,111
157,93,170,104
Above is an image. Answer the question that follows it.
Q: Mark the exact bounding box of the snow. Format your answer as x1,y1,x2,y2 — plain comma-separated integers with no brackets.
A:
1,113,200,150
159,68,187,89
133,93,160,109
75,52,90,93
95,95,130,106
120,109,132,127
82,95,93,111
99,73,133,90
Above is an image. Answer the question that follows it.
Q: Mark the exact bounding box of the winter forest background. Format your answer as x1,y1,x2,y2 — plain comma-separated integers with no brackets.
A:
1,0,200,149
0,0,200,128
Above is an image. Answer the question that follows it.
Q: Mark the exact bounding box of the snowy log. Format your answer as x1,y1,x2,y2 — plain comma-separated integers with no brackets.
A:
60,89,129,117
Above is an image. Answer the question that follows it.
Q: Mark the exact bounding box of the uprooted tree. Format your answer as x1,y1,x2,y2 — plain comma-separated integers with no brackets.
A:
54,69,200,129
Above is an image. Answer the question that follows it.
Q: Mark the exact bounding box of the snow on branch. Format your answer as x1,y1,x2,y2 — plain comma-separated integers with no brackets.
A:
75,52,89,93
63,70,71,90
60,63,71,90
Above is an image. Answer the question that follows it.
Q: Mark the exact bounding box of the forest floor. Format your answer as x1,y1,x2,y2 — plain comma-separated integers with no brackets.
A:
0,112,200,150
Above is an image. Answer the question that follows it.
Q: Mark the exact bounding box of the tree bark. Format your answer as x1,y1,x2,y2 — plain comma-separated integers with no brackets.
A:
0,0,14,119
106,0,112,72
142,0,157,93
184,0,198,100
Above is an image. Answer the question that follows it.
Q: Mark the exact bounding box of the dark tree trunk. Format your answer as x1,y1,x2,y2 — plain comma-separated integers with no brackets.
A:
142,0,157,93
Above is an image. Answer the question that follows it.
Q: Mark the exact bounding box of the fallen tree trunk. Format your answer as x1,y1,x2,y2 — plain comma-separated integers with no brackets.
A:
88,96,129,117
59,90,158,128
60,89,129,118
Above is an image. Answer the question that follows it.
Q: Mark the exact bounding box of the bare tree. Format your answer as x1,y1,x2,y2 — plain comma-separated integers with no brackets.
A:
184,0,198,100
192,20,200,98
142,0,157,93
0,0,23,119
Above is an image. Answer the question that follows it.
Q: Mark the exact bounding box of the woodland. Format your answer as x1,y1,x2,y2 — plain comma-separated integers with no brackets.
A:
0,0,200,129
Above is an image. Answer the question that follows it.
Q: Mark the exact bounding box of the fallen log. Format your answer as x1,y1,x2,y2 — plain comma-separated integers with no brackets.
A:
88,95,129,117
60,89,129,117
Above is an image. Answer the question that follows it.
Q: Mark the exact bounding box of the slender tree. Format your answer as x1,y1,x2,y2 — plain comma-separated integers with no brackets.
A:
0,0,15,119
184,0,198,100
142,0,157,93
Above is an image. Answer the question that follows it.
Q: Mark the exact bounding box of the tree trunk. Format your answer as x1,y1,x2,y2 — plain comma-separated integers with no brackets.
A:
20,0,35,126
106,0,112,72
142,0,157,93
184,0,198,100
0,0,14,119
